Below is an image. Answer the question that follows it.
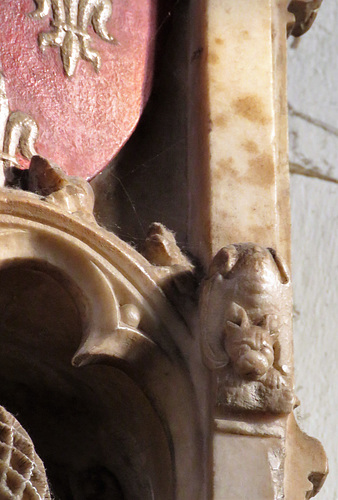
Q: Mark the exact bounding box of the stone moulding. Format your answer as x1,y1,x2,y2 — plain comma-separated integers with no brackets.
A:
0,0,329,495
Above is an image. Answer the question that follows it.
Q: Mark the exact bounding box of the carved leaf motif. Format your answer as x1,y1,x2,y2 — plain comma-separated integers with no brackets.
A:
61,30,81,77
224,304,275,380
288,0,323,37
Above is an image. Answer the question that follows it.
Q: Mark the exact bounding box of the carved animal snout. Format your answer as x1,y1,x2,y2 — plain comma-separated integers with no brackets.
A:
224,304,275,379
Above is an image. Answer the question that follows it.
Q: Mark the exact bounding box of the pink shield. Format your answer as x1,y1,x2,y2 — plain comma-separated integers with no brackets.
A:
0,0,156,179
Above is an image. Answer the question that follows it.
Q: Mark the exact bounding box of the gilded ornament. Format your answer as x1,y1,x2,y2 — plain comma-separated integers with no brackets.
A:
30,0,116,77
0,74,38,182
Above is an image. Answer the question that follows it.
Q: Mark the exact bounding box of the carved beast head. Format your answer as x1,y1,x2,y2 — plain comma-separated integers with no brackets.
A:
200,243,292,371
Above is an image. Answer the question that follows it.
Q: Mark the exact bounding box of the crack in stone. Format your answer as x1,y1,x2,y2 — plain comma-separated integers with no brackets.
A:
290,162,338,184
289,103,338,138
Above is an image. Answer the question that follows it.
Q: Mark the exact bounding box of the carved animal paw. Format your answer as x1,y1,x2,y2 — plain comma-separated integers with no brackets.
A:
264,368,288,390
143,222,193,269
236,345,273,379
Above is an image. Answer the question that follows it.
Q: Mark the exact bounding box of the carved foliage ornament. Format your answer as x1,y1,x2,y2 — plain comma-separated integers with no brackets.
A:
200,243,294,414
30,0,116,77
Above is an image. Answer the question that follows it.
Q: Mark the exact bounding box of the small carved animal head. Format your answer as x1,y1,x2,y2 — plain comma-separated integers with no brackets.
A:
207,243,289,314
200,243,291,372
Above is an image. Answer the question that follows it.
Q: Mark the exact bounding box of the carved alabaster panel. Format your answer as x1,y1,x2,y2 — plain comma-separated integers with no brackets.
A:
0,158,210,499
200,243,294,414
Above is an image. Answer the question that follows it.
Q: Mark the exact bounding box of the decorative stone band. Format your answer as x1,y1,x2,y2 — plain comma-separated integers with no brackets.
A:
215,416,286,439
30,0,116,77
200,243,294,415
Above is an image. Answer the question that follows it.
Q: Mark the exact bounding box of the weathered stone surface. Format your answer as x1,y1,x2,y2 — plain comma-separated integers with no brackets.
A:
188,0,291,267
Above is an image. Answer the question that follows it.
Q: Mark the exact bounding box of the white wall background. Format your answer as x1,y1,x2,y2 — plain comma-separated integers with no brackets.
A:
288,1,338,498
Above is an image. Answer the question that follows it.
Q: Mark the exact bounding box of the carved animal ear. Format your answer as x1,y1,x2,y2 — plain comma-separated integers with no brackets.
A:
228,302,249,327
267,248,290,284
225,320,241,337
208,245,238,278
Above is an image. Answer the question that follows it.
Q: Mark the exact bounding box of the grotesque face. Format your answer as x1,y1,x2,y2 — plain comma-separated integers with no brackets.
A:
200,243,291,374
223,304,275,380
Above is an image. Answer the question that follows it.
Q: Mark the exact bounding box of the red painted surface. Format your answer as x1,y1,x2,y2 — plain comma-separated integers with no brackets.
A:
0,0,156,179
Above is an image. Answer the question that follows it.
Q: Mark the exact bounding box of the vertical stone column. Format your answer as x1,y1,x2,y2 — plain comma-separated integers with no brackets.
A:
188,0,291,266
189,0,328,498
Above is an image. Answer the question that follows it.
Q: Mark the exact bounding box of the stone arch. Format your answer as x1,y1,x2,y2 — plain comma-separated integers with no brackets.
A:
0,260,175,499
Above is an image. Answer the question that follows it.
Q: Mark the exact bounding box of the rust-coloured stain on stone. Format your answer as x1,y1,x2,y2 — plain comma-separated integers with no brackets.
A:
215,152,274,189
0,0,156,179
214,37,224,46
213,114,228,128
249,223,275,242
243,140,259,155
233,95,269,125
248,153,275,187
215,157,234,181
209,52,220,65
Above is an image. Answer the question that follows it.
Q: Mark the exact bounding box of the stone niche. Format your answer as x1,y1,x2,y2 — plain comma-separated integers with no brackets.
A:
0,263,172,499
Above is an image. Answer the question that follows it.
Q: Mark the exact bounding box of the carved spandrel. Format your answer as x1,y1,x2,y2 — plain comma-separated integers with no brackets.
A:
200,243,294,414
0,179,208,499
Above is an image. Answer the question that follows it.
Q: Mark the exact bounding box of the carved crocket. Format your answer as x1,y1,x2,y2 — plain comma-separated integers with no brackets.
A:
288,0,323,37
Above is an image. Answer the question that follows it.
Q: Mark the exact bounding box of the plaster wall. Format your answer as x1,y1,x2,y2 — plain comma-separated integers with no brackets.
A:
288,2,338,498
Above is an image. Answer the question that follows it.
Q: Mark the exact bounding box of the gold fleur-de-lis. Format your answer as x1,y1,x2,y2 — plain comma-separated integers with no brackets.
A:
30,0,116,77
